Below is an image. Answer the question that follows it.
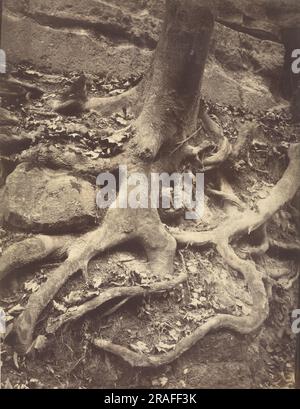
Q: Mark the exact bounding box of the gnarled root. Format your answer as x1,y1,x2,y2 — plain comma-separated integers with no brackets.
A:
46,271,186,335
0,235,73,282
91,144,300,367
7,207,176,354
86,87,140,117
91,244,268,367
268,239,300,258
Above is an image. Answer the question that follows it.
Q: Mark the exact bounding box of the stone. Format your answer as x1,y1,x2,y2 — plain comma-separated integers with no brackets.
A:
1,164,97,233
216,0,300,41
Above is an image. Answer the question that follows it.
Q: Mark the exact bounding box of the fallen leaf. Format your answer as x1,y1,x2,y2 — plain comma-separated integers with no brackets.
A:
27,335,48,354
159,377,168,387
53,301,67,314
8,304,24,315
130,341,150,354
24,280,40,293
13,352,19,369
155,341,175,353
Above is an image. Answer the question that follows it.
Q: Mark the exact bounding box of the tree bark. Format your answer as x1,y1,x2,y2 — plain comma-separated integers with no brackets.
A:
4,0,216,353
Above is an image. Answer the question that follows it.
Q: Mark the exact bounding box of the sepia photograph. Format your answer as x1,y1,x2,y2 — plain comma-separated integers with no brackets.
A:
0,0,299,392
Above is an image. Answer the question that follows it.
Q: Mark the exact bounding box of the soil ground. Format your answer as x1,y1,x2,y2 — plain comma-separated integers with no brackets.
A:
0,63,299,389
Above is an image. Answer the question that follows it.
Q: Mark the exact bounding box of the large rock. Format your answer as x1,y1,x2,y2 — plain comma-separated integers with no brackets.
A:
202,61,280,111
204,24,284,110
1,164,97,233
216,0,300,41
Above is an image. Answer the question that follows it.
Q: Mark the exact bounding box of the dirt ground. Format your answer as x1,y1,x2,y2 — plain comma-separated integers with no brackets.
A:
0,63,299,389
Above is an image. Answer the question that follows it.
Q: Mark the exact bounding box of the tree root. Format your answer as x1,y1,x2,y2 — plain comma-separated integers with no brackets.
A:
86,87,140,117
0,131,33,155
207,187,244,210
0,235,73,282
18,143,127,177
268,239,300,258
240,225,270,256
2,0,299,371
90,143,300,367
6,207,176,353
0,76,44,101
201,137,232,171
46,271,187,335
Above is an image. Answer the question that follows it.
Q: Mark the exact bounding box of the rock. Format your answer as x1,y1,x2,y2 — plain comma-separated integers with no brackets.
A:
202,61,281,111
216,0,300,41
203,23,285,111
1,164,96,233
212,23,284,79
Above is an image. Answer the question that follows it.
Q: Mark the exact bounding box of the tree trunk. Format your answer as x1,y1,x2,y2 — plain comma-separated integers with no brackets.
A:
2,0,300,369
5,0,216,354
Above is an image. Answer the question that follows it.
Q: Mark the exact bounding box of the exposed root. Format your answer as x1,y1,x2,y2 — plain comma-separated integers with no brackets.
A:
91,240,268,367
7,207,176,353
268,239,300,258
201,137,232,171
0,132,33,155
0,107,18,126
18,143,127,176
0,235,73,282
0,159,6,186
86,87,140,117
90,143,300,367
46,272,187,335
2,0,299,373
8,225,128,353
0,76,44,101
207,187,244,210
241,225,270,256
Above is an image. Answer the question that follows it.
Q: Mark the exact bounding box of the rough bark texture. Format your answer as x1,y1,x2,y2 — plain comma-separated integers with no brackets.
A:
2,0,215,354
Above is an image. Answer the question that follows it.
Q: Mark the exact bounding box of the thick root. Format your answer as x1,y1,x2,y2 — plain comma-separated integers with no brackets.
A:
18,143,127,176
0,235,72,282
86,87,140,117
91,143,300,367
9,207,176,353
9,225,125,353
91,242,268,367
268,239,300,258
46,271,187,335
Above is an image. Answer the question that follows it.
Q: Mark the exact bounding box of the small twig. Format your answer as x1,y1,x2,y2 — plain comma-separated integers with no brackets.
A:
170,126,203,156
27,108,58,118
207,187,245,210
100,297,131,319
247,152,268,174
